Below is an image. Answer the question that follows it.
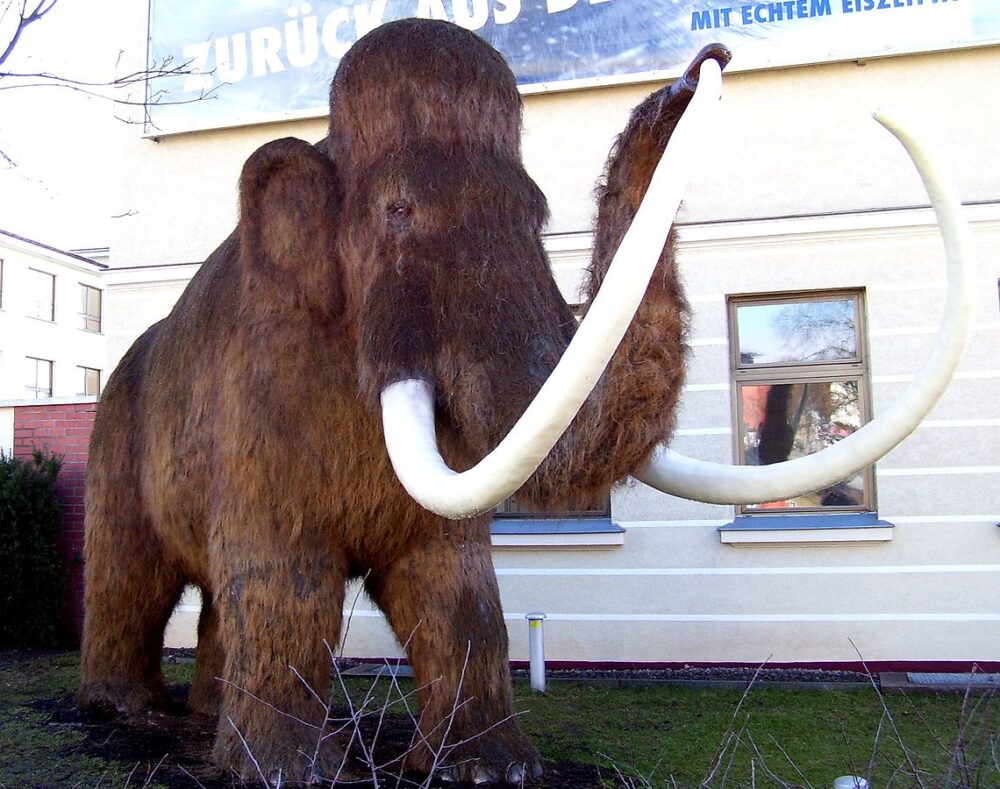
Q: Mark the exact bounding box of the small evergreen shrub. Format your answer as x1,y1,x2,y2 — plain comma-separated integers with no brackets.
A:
0,451,68,648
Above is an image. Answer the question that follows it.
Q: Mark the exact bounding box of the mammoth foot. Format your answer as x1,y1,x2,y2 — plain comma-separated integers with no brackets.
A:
76,678,172,715
408,729,543,786
213,719,344,786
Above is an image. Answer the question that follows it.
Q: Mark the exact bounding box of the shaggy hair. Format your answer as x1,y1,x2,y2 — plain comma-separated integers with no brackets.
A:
78,18,695,784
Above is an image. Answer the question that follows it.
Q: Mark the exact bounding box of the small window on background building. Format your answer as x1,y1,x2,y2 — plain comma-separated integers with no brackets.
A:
728,290,874,513
495,496,611,519
79,366,101,396
26,357,53,399
28,269,55,321
80,284,102,332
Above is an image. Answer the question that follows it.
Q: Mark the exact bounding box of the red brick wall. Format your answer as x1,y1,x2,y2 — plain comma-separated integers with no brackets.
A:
13,402,97,639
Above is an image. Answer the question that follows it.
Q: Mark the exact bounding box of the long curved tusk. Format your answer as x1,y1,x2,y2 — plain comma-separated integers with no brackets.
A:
637,110,978,505
380,58,725,519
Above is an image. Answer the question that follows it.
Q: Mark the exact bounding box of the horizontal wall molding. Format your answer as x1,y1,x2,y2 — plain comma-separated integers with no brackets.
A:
720,525,893,546
671,419,1000,436
102,262,202,288
0,396,99,407
622,519,732,529
878,466,1000,477
542,204,1000,259
620,515,998,528
918,418,1000,429
491,531,625,549
493,564,1000,578
680,369,1000,392
890,514,1000,523
870,322,1000,338
689,323,1000,346
673,203,1000,253
674,427,732,437
504,613,1000,623
337,609,1000,624
875,370,1000,383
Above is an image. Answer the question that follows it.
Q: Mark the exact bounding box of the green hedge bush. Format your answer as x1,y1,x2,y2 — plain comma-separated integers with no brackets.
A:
0,451,69,648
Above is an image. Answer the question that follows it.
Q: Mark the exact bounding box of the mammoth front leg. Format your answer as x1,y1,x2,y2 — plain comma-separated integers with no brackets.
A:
366,519,541,785
210,544,347,784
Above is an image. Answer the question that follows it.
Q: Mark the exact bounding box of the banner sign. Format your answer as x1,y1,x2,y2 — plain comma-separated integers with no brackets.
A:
147,0,1000,134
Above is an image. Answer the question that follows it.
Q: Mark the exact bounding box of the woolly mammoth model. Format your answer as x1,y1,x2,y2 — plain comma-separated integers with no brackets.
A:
78,18,972,785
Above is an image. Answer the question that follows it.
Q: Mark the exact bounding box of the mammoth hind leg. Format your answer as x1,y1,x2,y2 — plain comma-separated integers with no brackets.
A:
366,522,542,785
78,517,186,713
187,587,225,715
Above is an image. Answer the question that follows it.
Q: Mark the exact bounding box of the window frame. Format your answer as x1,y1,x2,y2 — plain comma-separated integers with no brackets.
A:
0,258,4,309
28,268,56,322
494,495,611,520
727,288,876,515
79,365,101,396
26,357,54,399
80,283,103,333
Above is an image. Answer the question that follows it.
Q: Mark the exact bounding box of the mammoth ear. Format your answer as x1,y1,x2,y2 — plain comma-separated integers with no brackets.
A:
238,137,343,313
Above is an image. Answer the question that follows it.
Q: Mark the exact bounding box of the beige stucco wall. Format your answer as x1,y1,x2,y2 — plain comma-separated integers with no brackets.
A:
112,46,1000,266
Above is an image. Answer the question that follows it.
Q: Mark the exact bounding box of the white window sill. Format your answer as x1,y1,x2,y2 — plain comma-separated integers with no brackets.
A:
718,513,893,547
0,395,100,407
490,518,625,549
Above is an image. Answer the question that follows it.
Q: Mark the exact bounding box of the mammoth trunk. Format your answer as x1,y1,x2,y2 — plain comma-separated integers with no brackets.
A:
374,56,725,518
507,85,698,508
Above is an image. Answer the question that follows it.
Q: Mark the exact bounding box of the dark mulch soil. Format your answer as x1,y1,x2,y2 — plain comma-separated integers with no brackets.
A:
37,686,606,788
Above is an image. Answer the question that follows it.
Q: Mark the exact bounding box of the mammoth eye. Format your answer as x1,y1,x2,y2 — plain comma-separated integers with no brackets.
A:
386,201,413,230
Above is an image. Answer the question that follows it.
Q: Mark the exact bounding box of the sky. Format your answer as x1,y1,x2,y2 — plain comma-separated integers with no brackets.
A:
0,1,120,251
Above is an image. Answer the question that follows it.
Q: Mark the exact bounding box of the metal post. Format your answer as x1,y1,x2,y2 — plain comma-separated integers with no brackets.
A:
525,612,547,693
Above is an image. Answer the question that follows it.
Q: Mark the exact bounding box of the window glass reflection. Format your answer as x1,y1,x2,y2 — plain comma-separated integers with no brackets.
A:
740,379,864,509
737,299,858,366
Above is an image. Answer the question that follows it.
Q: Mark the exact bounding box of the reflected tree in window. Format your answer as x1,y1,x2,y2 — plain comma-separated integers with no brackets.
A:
737,298,858,366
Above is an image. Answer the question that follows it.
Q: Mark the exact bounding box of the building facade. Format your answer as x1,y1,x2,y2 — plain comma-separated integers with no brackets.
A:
0,231,106,455
90,3,1000,668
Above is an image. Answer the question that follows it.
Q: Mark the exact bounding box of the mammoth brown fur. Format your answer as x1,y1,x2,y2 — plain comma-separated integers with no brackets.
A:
78,18,712,784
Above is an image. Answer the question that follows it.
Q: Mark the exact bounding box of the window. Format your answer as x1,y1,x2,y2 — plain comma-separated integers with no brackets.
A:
728,290,873,512
0,258,4,308
79,366,101,396
495,495,610,519
80,284,102,332
28,269,56,321
26,357,53,398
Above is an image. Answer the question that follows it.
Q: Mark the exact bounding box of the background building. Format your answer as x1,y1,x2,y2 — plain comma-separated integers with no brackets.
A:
17,2,1000,668
0,231,106,455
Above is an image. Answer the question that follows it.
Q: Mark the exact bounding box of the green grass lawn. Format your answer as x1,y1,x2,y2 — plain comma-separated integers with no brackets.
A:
1,652,996,787
511,680,998,786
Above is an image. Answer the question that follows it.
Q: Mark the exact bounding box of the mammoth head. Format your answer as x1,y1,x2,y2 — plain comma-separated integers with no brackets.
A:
236,20,976,519
327,19,522,177
330,20,580,463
